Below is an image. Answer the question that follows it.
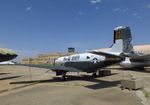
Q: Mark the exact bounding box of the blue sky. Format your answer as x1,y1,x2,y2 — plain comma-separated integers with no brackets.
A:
0,0,150,58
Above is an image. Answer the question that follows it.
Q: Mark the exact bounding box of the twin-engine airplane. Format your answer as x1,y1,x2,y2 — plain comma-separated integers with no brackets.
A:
22,51,122,80
54,51,122,79
21,26,130,80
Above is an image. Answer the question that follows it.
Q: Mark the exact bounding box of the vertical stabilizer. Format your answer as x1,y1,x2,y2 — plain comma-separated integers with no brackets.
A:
110,26,133,55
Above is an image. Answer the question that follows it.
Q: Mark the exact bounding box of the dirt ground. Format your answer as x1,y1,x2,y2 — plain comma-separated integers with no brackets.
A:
0,65,150,105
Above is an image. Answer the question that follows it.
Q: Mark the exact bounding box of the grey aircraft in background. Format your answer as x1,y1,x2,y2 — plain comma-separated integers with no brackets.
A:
114,26,150,70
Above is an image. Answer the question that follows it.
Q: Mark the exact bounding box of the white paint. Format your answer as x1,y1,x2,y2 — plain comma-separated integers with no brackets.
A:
55,53,105,64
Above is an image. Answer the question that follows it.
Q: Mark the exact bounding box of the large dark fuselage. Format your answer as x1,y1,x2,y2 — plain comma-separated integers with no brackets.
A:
0,54,17,62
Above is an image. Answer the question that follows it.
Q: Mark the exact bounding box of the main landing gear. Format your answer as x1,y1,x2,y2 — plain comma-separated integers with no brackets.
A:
56,71,67,81
92,70,111,78
61,72,67,81
92,72,97,78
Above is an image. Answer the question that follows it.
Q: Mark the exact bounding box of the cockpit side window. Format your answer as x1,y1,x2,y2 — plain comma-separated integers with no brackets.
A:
86,56,90,59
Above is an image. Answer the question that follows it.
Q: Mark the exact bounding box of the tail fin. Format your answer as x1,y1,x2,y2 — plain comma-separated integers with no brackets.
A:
110,26,134,55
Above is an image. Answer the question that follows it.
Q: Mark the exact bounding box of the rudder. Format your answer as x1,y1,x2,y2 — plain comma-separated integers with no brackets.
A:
110,26,134,55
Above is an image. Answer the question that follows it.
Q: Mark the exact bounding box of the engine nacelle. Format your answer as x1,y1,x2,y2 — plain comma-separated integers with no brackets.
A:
120,57,149,69
120,57,136,68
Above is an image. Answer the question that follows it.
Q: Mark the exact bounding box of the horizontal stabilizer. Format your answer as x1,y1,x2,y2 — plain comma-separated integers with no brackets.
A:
130,54,150,61
89,51,122,59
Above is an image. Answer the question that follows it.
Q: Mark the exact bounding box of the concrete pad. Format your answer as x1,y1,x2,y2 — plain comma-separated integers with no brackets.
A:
0,65,149,105
0,83,142,105
121,78,144,90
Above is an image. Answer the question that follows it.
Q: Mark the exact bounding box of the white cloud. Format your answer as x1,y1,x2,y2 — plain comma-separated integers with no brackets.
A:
133,13,141,19
123,8,129,12
113,8,120,12
26,6,32,11
113,7,130,13
90,0,101,4
133,13,138,16
148,4,150,8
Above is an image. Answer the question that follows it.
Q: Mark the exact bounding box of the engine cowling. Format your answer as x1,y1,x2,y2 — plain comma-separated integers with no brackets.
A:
120,57,148,69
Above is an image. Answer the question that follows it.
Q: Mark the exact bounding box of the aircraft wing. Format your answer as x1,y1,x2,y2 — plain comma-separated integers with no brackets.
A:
20,64,81,72
50,66,81,72
130,54,150,61
89,51,123,59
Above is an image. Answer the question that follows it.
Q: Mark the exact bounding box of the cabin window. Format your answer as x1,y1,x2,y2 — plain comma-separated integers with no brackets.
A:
63,57,68,61
86,56,90,59
68,57,70,61
71,56,80,61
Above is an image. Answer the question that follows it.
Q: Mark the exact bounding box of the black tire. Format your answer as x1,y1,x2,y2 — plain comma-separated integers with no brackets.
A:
61,76,66,81
61,72,67,81
92,72,97,78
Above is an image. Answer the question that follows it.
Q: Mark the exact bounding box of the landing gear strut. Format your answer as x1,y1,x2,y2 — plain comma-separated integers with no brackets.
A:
61,72,67,81
92,72,97,78
56,71,67,81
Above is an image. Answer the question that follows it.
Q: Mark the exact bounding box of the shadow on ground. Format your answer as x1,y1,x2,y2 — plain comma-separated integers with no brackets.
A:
0,76,21,80
10,73,120,90
0,73,11,75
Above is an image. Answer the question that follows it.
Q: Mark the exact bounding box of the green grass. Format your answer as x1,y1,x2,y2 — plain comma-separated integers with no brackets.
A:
139,87,150,98
142,90,150,98
144,92,150,98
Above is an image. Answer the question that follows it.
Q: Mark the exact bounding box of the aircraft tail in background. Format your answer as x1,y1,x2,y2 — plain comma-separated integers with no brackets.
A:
110,26,134,55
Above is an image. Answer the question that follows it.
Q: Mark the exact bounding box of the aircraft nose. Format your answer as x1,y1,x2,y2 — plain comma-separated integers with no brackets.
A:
0,48,18,62
10,53,18,59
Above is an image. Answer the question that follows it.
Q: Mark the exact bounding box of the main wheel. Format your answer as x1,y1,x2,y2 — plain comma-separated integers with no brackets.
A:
61,72,67,81
92,72,97,78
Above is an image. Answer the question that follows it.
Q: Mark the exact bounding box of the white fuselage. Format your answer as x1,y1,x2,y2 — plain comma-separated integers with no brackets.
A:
55,53,105,65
